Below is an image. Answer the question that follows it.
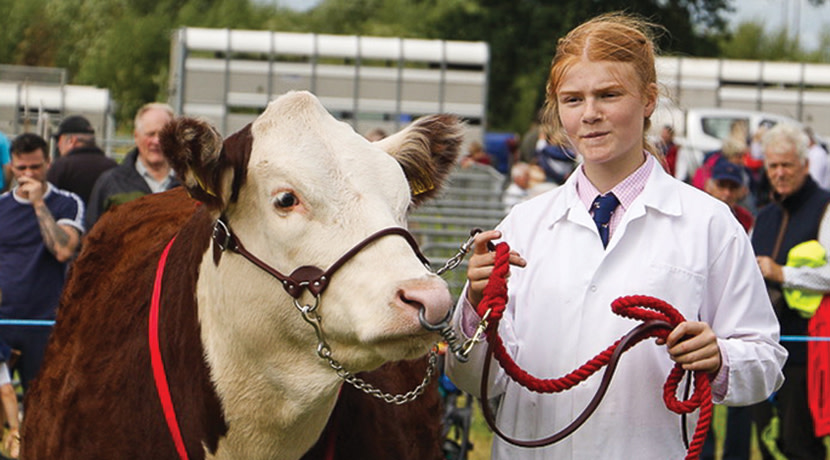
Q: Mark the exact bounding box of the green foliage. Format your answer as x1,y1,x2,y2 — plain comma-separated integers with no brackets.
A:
75,15,172,125
717,17,830,63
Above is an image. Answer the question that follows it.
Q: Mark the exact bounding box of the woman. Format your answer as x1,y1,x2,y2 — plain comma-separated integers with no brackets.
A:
445,13,786,460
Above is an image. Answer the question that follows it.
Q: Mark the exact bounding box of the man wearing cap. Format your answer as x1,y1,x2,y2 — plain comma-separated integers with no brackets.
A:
86,103,180,228
705,157,754,232
47,115,117,205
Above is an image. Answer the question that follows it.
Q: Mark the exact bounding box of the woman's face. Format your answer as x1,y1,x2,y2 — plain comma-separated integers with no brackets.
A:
557,59,655,172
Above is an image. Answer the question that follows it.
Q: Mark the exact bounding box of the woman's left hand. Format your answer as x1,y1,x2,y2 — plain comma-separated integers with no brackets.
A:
657,321,722,375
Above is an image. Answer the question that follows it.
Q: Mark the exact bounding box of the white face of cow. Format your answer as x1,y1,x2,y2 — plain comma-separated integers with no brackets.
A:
179,92,460,376
225,94,450,366
162,91,461,458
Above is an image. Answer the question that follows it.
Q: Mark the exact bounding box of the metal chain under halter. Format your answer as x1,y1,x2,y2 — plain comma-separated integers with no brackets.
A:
434,229,479,276
421,229,489,363
295,298,437,405
292,228,479,403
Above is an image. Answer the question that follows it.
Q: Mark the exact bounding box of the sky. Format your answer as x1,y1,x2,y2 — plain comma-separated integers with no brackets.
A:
275,0,830,51
730,0,830,50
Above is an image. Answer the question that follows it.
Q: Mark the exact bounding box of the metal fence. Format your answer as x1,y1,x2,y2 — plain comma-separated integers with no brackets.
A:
408,163,506,297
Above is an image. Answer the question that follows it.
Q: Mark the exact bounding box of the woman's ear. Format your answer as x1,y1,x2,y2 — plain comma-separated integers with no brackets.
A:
644,82,659,118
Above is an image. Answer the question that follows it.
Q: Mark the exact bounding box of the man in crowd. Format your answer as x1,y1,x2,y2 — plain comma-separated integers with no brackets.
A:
705,157,754,232
805,127,830,190
752,122,830,459
0,133,83,390
47,115,117,205
86,102,180,228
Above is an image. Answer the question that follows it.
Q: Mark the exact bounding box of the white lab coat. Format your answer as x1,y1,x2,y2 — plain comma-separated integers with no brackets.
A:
446,163,786,460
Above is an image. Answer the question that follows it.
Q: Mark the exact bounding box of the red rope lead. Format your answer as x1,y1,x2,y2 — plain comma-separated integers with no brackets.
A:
477,242,712,460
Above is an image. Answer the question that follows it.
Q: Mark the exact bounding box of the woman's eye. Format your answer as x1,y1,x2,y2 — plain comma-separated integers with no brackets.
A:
274,192,298,209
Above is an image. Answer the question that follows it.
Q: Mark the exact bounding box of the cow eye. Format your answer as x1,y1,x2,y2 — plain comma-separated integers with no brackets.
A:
273,191,298,209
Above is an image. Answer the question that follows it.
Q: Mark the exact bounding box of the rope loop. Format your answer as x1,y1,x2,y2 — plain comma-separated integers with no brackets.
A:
476,240,713,459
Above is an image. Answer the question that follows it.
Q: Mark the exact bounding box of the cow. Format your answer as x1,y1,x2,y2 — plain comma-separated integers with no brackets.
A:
20,91,463,460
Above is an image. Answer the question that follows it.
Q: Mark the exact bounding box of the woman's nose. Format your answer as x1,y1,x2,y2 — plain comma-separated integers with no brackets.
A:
582,99,601,123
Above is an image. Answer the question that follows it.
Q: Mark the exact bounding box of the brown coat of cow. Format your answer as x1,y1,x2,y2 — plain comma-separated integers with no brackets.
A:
22,188,443,459
21,98,460,459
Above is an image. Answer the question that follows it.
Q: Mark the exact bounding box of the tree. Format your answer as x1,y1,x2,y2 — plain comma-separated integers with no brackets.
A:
0,0,741,133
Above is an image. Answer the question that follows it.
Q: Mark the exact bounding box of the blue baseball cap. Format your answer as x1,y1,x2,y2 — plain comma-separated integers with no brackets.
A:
711,158,744,186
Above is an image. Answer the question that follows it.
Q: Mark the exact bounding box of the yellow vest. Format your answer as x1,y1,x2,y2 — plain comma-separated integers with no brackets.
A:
784,240,827,318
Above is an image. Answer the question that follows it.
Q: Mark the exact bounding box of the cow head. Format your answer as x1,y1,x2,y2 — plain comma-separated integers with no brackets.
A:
161,91,461,404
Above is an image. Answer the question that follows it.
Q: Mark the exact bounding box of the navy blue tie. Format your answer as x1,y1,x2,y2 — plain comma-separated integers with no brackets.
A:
592,193,620,248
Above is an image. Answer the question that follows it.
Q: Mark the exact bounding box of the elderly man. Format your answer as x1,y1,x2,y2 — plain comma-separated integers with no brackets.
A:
47,115,117,204
752,122,830,460
0,133,83,390
86,103,180,228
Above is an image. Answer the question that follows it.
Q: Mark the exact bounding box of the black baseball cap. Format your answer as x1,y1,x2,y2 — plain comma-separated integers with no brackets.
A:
53,115,95,138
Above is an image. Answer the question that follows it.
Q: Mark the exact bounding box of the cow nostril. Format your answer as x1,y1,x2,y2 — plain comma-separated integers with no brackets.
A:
397,290,425,311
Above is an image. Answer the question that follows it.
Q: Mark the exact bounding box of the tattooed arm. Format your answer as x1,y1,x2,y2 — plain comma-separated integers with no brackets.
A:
33,201,80,262
19,176,80,262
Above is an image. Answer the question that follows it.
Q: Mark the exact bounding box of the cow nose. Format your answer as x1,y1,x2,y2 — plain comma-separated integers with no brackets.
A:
396,279,452,328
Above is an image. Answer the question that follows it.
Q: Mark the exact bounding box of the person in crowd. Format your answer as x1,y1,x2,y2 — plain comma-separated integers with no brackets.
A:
657,124,679,177
363,127,387,142
805,126,830,190
0,132,10,192
692,136,747,191
751,122,830,460
0,340,19,459
0,133,83,391
86,102,179,228
534,125,577,185
518,109,545,165
444,12,786,460
502,162,531,212
705,158,754,232
46,115,117,205
459,140,493,168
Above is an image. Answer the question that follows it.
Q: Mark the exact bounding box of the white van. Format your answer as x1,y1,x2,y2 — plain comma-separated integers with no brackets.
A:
656,107,804,182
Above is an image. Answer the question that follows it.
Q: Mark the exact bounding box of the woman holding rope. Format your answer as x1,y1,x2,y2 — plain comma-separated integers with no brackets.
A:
445,12,787,460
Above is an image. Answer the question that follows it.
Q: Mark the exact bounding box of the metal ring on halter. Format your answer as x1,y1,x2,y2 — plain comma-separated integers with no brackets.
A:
418,303,454,331
293,296,320,313
212,218,232,251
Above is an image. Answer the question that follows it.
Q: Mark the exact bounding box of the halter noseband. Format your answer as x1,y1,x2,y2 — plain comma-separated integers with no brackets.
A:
211,216,431,299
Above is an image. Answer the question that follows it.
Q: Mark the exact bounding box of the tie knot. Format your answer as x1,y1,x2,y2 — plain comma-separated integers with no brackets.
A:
592,193,620,227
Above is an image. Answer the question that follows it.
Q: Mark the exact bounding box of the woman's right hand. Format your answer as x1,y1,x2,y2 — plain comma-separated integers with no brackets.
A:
466,230,526,308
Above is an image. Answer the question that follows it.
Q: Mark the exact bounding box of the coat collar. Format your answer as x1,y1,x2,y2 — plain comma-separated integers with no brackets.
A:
545,158,683,229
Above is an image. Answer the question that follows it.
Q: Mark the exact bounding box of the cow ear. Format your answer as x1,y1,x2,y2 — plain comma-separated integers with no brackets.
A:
161,117,234,211
375,114,464,208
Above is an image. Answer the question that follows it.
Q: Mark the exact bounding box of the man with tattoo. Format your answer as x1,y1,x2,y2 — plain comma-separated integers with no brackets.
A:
0,133,83,391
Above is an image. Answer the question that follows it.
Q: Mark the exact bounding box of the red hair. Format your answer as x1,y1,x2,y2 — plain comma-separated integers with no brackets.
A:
543,12,662,154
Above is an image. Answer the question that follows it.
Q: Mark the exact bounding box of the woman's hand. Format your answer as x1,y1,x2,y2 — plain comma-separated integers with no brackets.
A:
658,321,722,375
465,230,526,308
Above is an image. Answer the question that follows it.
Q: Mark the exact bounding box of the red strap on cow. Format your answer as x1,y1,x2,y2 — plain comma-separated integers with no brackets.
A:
150,236,190,460
477,242,712,459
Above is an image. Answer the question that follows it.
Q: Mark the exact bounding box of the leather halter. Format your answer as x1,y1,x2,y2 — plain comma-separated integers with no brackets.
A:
211,216,431,299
